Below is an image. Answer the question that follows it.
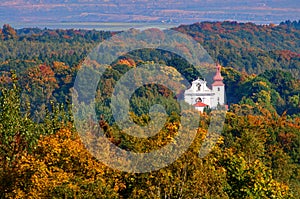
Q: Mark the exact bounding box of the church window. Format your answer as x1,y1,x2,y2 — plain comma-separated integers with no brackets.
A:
217,87,220,91
197,83,201,91
196,97,202,102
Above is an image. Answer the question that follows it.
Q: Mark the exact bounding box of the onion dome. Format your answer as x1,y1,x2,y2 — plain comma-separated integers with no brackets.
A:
212,63,224,86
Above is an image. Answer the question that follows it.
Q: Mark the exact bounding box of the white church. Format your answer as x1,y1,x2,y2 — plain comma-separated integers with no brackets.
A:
184,64,226,112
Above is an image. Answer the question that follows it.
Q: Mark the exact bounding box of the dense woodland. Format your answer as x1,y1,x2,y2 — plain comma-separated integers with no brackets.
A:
0,21,300,198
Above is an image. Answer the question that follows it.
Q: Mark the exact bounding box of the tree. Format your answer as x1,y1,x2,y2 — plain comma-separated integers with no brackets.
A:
7,128,121,198
2,24,17,40
220,151,291,199
0,73,38,197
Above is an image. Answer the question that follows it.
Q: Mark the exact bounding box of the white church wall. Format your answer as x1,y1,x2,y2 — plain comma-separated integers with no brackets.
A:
211,85,225,107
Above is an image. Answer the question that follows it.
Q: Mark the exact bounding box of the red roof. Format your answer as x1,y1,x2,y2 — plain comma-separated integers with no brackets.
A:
213,74,224,81
194,101,209,107
212,81,224,86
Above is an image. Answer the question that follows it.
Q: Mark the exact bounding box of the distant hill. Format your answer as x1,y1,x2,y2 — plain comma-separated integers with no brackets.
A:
0,20,299,76
0,0,299,25
174,21,300,76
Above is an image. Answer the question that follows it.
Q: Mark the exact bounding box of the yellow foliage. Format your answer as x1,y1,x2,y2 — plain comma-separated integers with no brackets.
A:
7,128,120,198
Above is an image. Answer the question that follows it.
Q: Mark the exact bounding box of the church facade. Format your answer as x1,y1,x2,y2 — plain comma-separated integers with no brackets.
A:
184,64,225,112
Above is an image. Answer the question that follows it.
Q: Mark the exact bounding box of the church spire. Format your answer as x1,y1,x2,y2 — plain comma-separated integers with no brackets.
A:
212,63,224,86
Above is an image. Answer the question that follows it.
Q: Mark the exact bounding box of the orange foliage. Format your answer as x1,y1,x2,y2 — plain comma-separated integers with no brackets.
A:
116,58,136,67
275,50,300,60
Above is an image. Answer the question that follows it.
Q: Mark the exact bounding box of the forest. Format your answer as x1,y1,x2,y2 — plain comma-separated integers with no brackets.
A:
0,20,300,198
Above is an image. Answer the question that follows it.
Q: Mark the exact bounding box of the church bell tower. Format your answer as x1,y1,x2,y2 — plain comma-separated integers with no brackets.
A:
211,63,225,107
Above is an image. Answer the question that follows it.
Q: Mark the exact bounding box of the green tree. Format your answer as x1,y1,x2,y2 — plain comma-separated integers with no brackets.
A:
0,73,38,197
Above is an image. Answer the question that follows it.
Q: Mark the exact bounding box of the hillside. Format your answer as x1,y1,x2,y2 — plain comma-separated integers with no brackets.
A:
0,21,299,113
0,21,300,198
174,20,300,76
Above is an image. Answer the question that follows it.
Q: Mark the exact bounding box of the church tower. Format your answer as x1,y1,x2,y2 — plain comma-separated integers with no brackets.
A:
211,63,225,108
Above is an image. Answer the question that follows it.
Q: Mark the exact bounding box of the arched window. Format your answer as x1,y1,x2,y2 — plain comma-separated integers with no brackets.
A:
196,97,202,102
217,87,220,91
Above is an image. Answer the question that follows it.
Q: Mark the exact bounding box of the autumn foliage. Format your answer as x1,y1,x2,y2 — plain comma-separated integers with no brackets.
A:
0,21,300,198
